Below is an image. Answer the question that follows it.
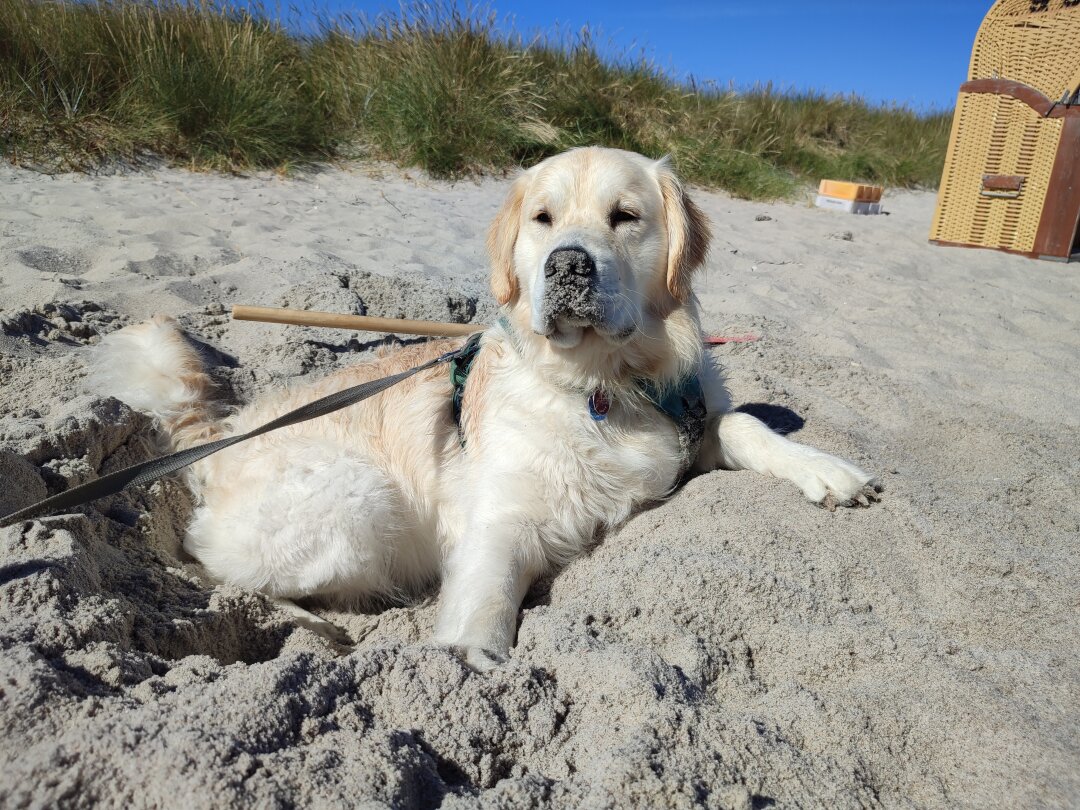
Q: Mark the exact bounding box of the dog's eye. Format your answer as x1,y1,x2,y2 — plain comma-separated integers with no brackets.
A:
610,209,639,227
534,211,552,225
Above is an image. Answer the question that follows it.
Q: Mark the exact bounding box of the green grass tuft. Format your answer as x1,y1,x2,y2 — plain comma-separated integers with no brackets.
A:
0,0,953,198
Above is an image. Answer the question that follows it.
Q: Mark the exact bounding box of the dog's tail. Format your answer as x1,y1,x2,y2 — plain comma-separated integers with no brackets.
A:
89,316,220,451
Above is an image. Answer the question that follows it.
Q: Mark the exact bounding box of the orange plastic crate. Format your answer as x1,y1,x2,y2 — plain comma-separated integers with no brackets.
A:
818,180,884,203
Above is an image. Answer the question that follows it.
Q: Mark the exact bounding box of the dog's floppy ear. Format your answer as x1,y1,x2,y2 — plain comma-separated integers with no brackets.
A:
656,158,711,303
487,172,529,306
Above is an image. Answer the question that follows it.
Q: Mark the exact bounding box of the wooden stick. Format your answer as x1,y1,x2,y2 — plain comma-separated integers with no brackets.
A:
231,305,485,337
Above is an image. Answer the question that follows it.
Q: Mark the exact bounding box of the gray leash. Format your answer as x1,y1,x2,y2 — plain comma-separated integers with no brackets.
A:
0,345,467,527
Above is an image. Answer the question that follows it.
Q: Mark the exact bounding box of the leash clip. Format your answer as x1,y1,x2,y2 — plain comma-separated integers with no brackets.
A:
436,348,464,364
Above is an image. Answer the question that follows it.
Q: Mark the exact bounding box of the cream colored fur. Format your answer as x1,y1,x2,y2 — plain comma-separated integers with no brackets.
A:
92,147,878,669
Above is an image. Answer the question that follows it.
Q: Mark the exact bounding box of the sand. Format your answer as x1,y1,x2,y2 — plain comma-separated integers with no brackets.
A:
0,161,1077,809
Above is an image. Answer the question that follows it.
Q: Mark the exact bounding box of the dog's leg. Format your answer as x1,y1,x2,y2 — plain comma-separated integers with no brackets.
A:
433,520,541,671
695,411,881,507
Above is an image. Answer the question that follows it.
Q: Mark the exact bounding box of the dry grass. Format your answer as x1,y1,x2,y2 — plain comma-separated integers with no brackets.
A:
0,0,953,198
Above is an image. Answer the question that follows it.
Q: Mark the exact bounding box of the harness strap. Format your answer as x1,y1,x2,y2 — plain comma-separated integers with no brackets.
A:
449,331,485,445
639,376,708,478
0,344,469,527
449,322,707,469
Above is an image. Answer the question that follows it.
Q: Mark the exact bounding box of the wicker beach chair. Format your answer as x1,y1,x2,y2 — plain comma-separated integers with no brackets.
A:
930,0,1080,261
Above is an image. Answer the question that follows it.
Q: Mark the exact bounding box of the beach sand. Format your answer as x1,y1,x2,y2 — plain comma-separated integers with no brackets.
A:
1,162,1077,808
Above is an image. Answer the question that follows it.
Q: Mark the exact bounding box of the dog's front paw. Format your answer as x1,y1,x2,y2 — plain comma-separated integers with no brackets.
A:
434,636,510,672
438,643,508,672
789,450,883,510
820,481,884,512
463,646,509,673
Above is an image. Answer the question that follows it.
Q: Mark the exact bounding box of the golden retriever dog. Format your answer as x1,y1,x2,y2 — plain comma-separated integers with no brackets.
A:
93,147,879,669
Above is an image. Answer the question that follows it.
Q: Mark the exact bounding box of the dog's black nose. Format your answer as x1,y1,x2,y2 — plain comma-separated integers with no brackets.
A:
544,247,596,278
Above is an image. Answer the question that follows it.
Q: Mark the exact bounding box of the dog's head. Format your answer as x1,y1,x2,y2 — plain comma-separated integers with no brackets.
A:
487,147,710,384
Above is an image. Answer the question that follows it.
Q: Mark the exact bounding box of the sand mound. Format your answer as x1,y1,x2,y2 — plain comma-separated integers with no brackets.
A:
0,164,1077,808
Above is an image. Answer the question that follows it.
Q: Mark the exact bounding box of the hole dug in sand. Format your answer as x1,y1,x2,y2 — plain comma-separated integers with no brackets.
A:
1,513,302,683
0,300,128,346
0,398,328,696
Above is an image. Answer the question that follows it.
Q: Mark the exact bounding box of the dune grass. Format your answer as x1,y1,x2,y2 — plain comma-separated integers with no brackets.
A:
0,0,953,198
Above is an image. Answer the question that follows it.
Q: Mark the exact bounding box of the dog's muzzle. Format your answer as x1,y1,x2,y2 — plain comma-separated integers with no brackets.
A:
540,247,605,329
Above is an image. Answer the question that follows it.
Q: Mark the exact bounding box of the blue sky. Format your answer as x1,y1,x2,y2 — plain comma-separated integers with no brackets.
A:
296,1,991,110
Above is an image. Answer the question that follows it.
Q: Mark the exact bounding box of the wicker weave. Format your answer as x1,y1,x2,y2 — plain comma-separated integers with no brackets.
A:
934,93,1063,253
972,0,1080,100
930,0,1080,260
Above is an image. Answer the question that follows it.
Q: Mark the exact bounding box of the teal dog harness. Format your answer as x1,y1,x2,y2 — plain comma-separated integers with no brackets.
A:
450,330,707,476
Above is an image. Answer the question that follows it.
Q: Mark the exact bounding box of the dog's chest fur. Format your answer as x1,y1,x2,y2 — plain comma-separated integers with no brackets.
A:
453,349,685,562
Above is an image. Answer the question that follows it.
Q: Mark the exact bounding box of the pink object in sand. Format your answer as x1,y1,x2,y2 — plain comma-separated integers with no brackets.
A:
704,334,760,345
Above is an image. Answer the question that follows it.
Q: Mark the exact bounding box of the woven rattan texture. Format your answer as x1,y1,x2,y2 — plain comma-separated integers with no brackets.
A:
970,0,1080,101
931,0,1079,255
932,93,1063,252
